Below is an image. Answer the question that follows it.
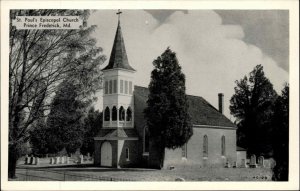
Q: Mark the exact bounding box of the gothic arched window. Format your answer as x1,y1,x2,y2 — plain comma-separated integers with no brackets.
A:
119,106,125,121
126,107,132,121
221,135,226,156
143,126,149,153
112,106,117,121
203,135,208,157
104,107,110,121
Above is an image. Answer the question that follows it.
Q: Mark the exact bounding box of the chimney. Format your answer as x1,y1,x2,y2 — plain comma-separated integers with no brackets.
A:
218,93,224,114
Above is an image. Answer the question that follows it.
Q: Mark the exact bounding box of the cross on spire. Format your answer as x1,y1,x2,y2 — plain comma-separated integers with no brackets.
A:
116,9,122,21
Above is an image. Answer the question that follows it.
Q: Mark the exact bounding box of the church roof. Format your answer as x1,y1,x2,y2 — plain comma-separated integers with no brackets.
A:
236,146,247,151
102,20,135,71
95,128,139,139
134,86,236,129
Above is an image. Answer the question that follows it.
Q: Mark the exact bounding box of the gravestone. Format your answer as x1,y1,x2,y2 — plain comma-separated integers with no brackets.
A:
78,155,84,164
250,154,257,168
30,156,34,164
240,159,247,168
225,160,231,168
258,156,265,167
66,157,70,164
34,157,40,165
233,161,237,168
24,155,29,164
57,156,61,164
61,156,65,164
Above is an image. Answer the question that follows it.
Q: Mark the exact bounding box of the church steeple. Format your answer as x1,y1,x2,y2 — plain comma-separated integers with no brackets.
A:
102,10,135,71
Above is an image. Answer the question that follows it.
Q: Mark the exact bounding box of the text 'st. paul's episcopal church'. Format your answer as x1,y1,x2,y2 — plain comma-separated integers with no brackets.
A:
94,14,244,168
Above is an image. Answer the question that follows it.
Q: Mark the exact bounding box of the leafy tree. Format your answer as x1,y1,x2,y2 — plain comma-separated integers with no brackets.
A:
144,48,193,168
230,65,278,157
46,80,86,154
9,9,105,178
272,84,289,181
81,107,102,155
29,80,48,155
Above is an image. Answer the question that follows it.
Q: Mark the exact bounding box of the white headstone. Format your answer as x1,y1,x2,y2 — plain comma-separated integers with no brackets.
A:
79,155,84,164
66,157,70,164
35,157,40,165
250,154,257,168
258,156,265,167
61,156,65,164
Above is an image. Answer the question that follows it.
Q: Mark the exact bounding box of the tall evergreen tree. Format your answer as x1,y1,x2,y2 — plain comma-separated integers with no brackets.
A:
272,83,289,181
230,65,278,157
144,48,193,168
46,80,86,154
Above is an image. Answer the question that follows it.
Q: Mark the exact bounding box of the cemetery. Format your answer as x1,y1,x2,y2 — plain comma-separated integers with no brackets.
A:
14,153,275,181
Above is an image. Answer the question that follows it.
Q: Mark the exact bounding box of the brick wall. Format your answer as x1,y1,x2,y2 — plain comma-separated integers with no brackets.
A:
118,140,140,167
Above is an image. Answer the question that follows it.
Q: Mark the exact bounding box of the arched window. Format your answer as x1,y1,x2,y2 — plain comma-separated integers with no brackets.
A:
125,147,130,161
143,126,149,153
112,106,117,121
119,106,125,121
221,136,226,156
203,135,208,157
126,107,132,121
104,107,110,121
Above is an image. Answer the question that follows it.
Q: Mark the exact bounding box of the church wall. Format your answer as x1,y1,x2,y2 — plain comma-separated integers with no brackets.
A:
118,140,140,167
187,127,236,166
163,127,237,168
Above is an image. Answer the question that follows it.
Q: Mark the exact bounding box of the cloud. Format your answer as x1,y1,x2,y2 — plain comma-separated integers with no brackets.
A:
88,10,289,119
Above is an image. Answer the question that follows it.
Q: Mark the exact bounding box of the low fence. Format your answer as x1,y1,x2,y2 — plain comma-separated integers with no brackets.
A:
15,168,135,181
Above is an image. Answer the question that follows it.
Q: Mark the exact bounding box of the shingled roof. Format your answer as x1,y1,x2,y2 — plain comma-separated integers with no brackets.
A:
95,128,139,139
134,86,236,129
102,20,135,71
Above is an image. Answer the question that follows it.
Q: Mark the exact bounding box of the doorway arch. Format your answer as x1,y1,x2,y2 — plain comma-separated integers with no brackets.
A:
101,142,112,167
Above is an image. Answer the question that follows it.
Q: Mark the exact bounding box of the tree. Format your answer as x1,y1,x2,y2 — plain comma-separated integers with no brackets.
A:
81,107,102,155
144,47,193,168
230,65,278,157
46,80,86,154
9,10,105,178
272,83,289,181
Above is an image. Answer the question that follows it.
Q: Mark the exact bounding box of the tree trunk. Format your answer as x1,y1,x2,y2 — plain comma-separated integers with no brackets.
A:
8,144,18,179
159,145,165,169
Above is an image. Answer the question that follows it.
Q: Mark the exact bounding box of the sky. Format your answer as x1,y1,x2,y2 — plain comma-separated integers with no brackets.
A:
88,10,289,119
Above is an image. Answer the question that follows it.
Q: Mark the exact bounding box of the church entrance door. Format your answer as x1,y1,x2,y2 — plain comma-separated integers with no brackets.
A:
101,142,112,167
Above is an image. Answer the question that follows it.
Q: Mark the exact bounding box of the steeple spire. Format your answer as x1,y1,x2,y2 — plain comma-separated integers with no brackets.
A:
116,9,122,22
102,10,135,71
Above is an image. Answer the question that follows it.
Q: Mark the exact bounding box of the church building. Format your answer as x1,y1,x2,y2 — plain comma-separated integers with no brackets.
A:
94,13,240,168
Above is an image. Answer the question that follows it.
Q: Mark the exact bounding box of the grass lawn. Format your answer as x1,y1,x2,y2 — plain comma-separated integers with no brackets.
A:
13,157,273,181
14,165,273,181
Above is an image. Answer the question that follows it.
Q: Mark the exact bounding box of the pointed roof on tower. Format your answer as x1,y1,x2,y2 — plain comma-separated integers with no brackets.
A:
102,11,135,71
